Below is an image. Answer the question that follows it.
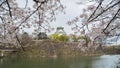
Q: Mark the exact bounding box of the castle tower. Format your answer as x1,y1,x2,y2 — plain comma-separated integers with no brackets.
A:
55,27,66,34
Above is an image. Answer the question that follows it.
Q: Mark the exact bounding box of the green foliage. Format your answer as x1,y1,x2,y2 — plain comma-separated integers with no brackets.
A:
71,34,91,43
50,34,69,42
71,35,78,42
78,35,85,39
78,35,91,43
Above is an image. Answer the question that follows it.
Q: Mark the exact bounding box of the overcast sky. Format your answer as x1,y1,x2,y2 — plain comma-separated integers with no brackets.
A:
50,0,97,35
17,0,95,35
50,0,83,34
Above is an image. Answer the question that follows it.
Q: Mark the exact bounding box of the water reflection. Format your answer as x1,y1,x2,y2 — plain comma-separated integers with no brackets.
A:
0,55,120,68
0,59,3,64
92,55,120,68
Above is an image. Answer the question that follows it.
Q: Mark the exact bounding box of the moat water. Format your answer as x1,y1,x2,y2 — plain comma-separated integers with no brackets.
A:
0,55,120,68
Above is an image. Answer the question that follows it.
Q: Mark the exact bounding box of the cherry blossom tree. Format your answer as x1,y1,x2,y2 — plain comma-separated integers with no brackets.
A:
68,0,120,50
0,0,64,50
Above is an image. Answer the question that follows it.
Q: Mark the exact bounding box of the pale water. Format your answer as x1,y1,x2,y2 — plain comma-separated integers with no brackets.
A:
0,55,120,68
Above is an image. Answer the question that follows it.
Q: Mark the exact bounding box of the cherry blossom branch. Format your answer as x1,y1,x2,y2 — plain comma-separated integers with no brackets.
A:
87,0,104,22
0,6,9,11
116,33,120,42
16,35,25,51
6,0,12,18
0,1,9,11
24,0,28,9
109,26,119,34
103,8,120,33
88,1,120,22
105,0,114,8
0,1,5,7
0,16,6,39
13,0,47,33
0,16,4,23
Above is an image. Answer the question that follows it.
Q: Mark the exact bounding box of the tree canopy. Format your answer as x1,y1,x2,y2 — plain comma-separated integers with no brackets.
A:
68,0,120,46
0,0,64,48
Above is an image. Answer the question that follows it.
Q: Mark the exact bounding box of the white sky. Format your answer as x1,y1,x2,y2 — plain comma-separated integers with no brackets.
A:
16,0,99,35
17,0,91,35
50,0,97,35
50,0,84,34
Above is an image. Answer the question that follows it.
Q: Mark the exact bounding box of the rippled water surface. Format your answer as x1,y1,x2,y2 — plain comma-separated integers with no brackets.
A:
0,55,120,68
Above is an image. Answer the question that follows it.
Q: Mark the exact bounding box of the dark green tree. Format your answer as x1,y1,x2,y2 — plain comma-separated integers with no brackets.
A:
37,32,48,40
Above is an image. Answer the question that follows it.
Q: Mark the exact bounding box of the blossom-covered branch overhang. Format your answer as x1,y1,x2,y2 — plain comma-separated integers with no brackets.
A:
68,0,120,45
0,0,64,49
